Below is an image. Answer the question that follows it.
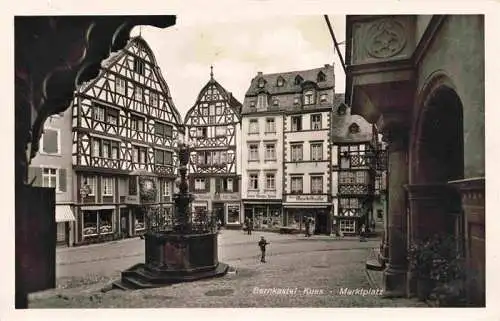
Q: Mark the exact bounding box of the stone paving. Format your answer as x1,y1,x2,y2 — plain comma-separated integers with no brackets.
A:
29,230,426,308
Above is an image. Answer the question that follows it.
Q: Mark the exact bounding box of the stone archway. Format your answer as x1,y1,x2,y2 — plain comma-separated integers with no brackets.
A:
408,81,464,242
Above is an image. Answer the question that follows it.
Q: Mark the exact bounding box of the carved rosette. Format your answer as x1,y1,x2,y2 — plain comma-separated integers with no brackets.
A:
365,18,406,59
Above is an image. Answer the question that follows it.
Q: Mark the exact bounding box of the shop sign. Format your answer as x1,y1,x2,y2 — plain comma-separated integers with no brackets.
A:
193,193,211,200
218,193,240,201
286,195,328,203
247,191,277,199
125,195,139,204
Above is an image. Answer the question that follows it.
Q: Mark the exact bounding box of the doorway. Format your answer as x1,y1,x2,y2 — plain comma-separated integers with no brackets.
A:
213,203,225,225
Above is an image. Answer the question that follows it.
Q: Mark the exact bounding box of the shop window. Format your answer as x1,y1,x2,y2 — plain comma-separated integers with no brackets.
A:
340,219,356,234
135,212,145,231
99,210,113,234
227,205,240,224
82,210,114,237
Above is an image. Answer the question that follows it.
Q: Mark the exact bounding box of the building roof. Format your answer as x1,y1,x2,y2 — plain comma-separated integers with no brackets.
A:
331,93,374,143
245,64,335,97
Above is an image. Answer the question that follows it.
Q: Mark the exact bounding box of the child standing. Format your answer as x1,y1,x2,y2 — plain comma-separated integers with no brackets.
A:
258,236,269,263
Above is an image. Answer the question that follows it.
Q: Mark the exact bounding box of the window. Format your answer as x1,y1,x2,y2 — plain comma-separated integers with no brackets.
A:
317,72,326,82
294,97,300,105
311,114,322,130
133,146,147,164
340,198,360,209
291,116,302,131
337,104,347,115
291,144,303,161
102,177,114,196
340,219,356,234
139,149,147,164
225,178,234,192
134,86,143,101
249,119,259,134
250,101,256,108
111,142,119,159
220,151,227,164
155,122,173,138
215,126,226,137
150,92,158,107
249,144,259,161
133,58,145,75
349,123,360,134
94,105,105,121
320,93,328,102
311,143,323,161
131,115,145,131
162,180,171,196
102,141,110,158
265,118,276,133
257,94,268,109
291,177,303,194
155,149,173,165
92,139,100,157
304,90,315,105
195,178,206,191
82,176,96,196
266,173,275,190
272,99,279,106
265,143,276,160
294,75,303,85
107,108,118,125
116,77,127,95
277,77,284,87
40,128,59,154
248,173,259,190
42,168,58,189
311,176,323,194
356,171,368,184
258,78,265,88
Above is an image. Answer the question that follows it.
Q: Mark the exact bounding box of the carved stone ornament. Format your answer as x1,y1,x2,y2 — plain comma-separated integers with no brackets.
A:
365,18,407,59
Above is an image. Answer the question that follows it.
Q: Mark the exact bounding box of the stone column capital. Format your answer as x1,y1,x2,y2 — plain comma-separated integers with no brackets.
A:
378,112,410,152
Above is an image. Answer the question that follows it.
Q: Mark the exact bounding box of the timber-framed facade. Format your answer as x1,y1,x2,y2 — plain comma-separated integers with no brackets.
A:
72,36,182,245
184,68,242,227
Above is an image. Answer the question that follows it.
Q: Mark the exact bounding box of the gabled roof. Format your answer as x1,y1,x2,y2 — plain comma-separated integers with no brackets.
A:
77,35,183,126
331,93,374,143
245,65,335,97
184,76,243,124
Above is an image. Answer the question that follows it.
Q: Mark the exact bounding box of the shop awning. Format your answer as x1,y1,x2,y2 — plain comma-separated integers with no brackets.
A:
283,204,329,209
55,205,76,222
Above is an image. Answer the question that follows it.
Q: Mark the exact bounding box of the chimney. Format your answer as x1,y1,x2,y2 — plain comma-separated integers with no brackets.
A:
257,71,263,76
324,64,330,68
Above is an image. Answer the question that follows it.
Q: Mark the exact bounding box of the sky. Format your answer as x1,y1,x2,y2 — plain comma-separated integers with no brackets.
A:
131,15,346,119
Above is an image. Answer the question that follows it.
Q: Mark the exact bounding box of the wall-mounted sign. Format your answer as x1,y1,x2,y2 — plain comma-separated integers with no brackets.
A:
125,195,140,204
286,195,328,203
193,193,212,200
217,193,240,201
246,191,277,199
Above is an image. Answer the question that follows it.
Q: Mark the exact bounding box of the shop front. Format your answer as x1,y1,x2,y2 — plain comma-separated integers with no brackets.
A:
78,205,117,244
242,200,282,231
213,192,241,228
283,195,331,234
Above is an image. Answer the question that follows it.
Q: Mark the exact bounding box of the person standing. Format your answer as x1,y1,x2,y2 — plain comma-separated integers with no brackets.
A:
305,217,310,237
258,236,269,263
360,224,366,242
248,218,253,235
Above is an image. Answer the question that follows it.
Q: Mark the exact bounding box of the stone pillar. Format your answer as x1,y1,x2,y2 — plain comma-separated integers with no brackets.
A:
382,126,409,298
449,177,485,307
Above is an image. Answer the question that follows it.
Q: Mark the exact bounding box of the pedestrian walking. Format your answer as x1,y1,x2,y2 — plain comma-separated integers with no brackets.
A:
247,219,253,235
258,236,269,263
121,216,128,239
305,217,310,237
360,224,367,242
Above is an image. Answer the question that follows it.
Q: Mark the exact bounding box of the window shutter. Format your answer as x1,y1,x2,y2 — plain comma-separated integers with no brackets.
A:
28,166,42,186
215,178,222,193
43,129,58,154
233,177,239,192
58,169,67,192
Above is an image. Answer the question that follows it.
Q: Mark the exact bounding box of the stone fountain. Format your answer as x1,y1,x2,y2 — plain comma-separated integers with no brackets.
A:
113,142,229,290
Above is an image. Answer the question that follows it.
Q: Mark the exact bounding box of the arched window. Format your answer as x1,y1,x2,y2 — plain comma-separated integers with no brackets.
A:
303,90,315,105
317,72,326,82
294,75,303,85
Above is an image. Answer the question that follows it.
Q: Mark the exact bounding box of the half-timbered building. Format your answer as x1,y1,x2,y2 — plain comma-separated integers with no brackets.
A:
331,96,381,235
71,36,182,244
184,68,242,227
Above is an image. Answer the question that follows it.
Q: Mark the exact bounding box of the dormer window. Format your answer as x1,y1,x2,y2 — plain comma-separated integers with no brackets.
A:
257,94,268,109
272,99,279,106
258,78,265,88
317,71,326,82
277,77,284,87
294,75,303,85
304,90,315,105
320,93,328,102
250,101,256,108
349,123,360,134
294,97,300,105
